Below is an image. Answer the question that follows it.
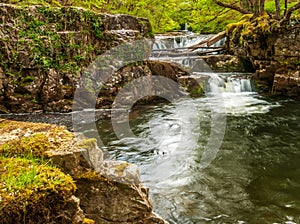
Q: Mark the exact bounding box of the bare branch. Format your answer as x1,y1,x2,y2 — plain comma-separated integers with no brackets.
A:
284,0,288,17
281,2,300,25
275,0,280,19
214,0,252,14
288,24,300,30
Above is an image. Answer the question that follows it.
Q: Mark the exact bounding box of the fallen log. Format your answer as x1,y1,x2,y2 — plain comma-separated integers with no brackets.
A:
152,46,222,52
188,31,226,51
151,47,225,57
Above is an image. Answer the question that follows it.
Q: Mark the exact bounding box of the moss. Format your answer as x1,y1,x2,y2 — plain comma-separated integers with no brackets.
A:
0,119,75,159
82,218,95,224
0,156,76,223
190,86,204,97
76,170,101,181
0,119,52,134
0,133,53,158
1,5,104,84
227,13,280,44
78,138,97,150
114,162,130,176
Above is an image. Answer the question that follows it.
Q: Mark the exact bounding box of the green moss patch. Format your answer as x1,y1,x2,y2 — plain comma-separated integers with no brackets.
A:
0,119,75,158
0,156,76,223
0,133,53,158
227,13,280,45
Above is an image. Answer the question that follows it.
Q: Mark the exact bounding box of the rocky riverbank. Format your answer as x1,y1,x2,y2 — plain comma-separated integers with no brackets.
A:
0,3,152,113
226,14,300,98
0,119,168,223
0,4,170,223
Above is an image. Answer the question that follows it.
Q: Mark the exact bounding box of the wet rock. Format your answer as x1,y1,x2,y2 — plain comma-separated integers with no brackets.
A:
202,55,254,72
98,160,141,185
273,68,300,96
178,75,207,97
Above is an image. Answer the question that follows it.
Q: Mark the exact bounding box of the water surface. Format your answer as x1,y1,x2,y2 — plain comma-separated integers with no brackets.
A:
96,93,300,224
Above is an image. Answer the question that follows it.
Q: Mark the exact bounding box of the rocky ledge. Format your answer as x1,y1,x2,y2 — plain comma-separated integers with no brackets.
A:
0,119,168,223
0,4,152,113
226,14,300,98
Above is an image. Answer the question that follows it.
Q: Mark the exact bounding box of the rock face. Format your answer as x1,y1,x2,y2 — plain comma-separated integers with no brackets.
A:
0,4,152,113
94,60,189,109
0,4,195,113
0,119,168,223
226,15,300,97
202,55,254,73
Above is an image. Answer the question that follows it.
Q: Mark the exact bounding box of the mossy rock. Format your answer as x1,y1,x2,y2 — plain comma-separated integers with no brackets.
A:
0,119,75,159
0,156,77,223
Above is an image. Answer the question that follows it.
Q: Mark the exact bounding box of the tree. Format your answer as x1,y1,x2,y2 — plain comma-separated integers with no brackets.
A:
213,0,300,24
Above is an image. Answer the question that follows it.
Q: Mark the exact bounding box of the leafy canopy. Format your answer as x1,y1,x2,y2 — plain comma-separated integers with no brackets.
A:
6,0,300,33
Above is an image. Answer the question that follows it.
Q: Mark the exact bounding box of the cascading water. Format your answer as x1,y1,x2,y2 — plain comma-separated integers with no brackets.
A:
151,33,254,97
152,33,225,50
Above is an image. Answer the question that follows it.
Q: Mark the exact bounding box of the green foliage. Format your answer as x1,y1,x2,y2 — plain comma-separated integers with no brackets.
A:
8,0,241,33
6,0,300,34
264,0,299,15
0,156,76,223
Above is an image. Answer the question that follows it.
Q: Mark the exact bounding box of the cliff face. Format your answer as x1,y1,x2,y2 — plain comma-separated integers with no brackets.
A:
226,15,300,98
0,4,152,113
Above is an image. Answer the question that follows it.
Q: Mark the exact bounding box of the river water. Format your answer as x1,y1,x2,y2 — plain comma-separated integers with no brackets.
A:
96,34,300,223
2,34,299,223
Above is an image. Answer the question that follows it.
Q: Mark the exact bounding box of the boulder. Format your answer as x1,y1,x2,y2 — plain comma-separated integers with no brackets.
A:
0,119,168,223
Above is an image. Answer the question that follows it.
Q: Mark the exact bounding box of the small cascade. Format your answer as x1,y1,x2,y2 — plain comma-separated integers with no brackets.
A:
207,74,254,93
153,34,213,50
151,33,255,99
152,33,226,51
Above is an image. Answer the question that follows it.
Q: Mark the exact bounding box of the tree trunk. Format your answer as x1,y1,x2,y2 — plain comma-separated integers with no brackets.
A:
275,0,280,19
253,0,260,17
259,0,265,15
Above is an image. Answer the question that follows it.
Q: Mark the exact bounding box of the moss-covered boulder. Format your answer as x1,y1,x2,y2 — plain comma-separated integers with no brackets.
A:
0,119,168,223
0,157,83,224
226,13,300,97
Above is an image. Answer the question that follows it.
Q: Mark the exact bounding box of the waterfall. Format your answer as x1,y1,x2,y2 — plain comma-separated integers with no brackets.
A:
207,74,254,93
151,33,254,97
152,33,225,51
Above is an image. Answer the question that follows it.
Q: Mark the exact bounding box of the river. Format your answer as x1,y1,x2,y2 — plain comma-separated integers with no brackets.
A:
2,33,300,223
96,34,300,223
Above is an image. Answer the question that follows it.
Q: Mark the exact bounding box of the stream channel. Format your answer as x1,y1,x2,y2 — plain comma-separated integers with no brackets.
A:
3,33,300,224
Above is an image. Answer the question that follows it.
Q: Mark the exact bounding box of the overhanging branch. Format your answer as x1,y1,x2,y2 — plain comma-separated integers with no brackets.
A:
281,2,300,25
214,0,252,14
